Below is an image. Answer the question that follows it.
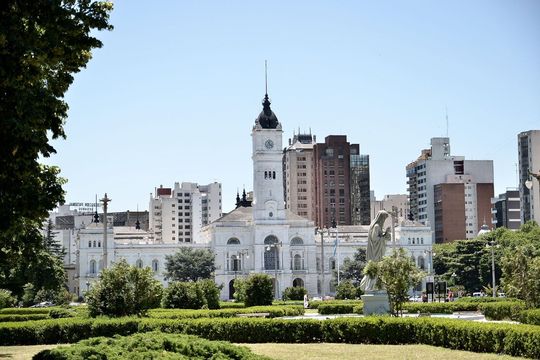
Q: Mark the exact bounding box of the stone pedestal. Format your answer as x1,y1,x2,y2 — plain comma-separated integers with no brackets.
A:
361,292,390,315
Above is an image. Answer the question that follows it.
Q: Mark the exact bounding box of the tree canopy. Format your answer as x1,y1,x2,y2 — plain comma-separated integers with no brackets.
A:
0,1,113,296
364,248,425,316
164,247,216,282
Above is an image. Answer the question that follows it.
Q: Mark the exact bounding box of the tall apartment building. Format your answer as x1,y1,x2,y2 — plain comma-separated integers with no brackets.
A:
284,132,317,221
518,130,540,224
406,137,494,243
492,189,521,230
149,182,222,243
350,154,371,225
312,135,370,228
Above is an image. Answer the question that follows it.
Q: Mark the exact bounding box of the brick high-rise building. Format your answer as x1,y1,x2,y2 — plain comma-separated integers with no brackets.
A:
312,135,370,228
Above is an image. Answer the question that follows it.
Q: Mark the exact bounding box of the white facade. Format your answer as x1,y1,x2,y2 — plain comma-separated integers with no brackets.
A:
149,182,222,243
407,137,494,240
519,130,540,224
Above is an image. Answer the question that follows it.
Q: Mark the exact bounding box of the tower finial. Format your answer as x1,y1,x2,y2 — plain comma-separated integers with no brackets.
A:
265,60,268,95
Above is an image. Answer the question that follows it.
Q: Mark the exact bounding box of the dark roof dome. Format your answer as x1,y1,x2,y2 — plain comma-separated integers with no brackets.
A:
256,94,279,129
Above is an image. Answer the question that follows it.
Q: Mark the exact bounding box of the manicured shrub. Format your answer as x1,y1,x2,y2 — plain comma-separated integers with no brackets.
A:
318,303,358,315
335,280,359,300
402,302,478,314
519,309,540,325
48,308,75,319
162,281,206,309
308,300,362,310
244,274,273,307
478,301,526,321
0,289,16,309
199,279,221,309
34,331,270,360
272,300,304,306
0,308,51,315
282,286,307,301
220,301,245,309
0,314,50,322
149,305,304,319
457,296,519,303
86,259,163,317
2,317,540,358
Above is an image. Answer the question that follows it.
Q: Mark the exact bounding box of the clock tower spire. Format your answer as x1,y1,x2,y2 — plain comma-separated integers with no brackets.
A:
252,64,284,221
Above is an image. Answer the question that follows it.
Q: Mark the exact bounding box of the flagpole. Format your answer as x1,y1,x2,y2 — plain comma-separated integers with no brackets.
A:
336,228,340,285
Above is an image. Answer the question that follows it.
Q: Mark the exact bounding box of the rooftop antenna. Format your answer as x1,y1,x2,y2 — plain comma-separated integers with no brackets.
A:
445,106,449,138
265,60,268,95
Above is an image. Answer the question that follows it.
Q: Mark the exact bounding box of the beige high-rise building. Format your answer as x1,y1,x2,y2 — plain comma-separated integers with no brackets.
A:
284,133,317,221
518,130,540,224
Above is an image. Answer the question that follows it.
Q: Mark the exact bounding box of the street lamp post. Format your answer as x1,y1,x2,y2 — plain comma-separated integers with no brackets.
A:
315,227,328,299
266,242,282,299
487,240,498,298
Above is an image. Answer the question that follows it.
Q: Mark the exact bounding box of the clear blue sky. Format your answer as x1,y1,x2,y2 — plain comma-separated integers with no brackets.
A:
45,0,540,213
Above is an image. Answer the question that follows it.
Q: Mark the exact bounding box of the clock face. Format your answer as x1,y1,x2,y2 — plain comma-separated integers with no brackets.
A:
265,139,274,149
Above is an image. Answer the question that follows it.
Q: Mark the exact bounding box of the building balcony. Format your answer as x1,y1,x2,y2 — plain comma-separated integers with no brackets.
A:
291,268,308,273
85,273,98,278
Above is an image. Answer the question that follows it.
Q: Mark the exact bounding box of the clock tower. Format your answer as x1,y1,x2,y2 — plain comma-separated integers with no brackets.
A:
252,93,285,222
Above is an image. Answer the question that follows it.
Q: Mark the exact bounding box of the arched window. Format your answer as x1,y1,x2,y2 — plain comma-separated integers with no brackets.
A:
410,255,416,265
264,171,268,179
231,255,240,271
293,278,304,288
227,238,240,245
418,257,425,270
88,241,92,248
272,171,276,179
93,240,96,247
98,241,101,248
136,259,143,269
152,259,159,272
290,237,303,246
293,254,302,270
89,260,96,274
264,235,279,270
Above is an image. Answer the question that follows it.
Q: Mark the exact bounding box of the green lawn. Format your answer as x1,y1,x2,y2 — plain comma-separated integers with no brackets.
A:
0,343,527,360
243,343,526,360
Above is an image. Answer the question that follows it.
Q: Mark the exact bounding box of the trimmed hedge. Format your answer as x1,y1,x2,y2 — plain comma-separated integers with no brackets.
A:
148,305,304,319
457,297,519,303
478,301,526,321
0,308,52,315
308,300,362,310
0,314,50,322
318,303,360,315
519,309,540,326
402,302,479,314
2,317,540,358
220,302,246,309
34,331,270,360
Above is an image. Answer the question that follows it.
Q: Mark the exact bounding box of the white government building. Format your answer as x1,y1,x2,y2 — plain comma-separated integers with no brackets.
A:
50,92,433,299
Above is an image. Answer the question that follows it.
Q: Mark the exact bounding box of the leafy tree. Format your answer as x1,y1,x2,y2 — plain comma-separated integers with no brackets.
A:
0,1,113,296
364,248,425,316
43,219,66,261
336,248,366,287
0,289,16,309
86,259,163,317
165,247,216,282
244,274,273,307
162,281,206,310
198,279,222,310
501,244,540,308
335,280,358,300
232,278,247,303
282,286,307,301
